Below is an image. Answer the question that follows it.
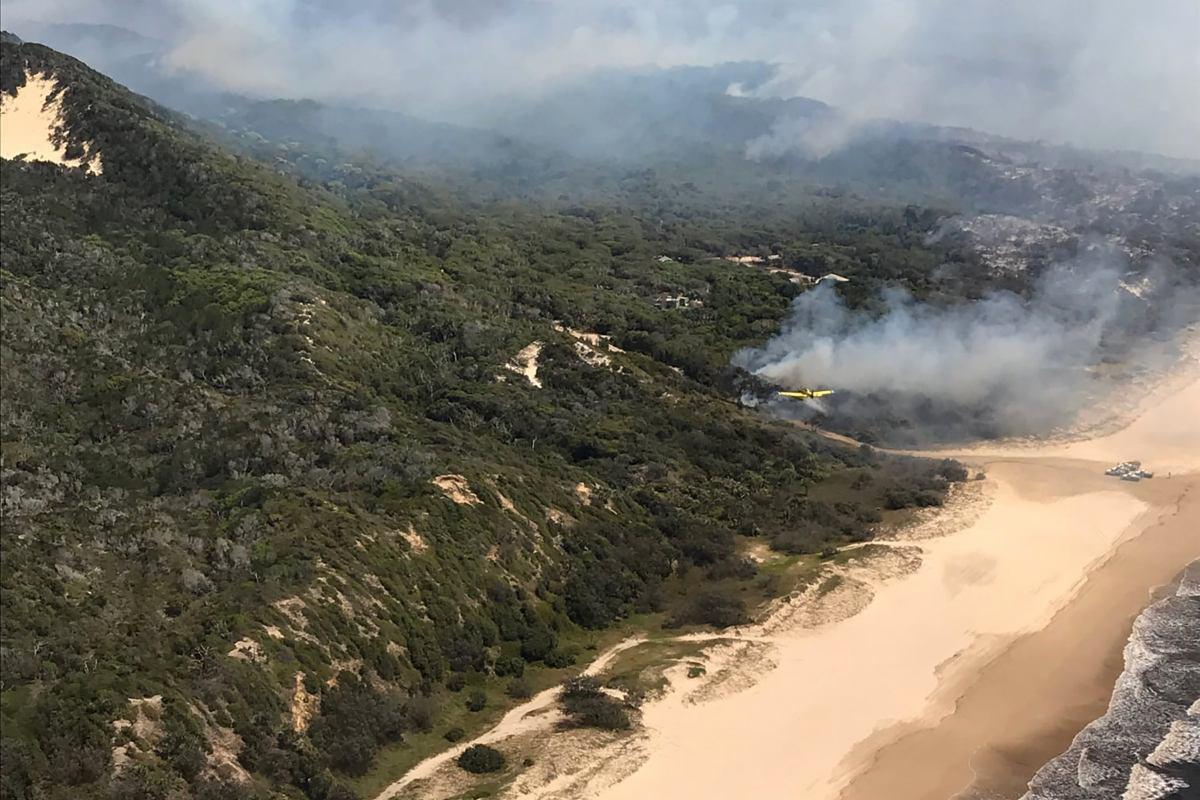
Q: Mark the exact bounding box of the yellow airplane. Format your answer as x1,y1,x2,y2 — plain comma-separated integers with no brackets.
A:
778,389,835,400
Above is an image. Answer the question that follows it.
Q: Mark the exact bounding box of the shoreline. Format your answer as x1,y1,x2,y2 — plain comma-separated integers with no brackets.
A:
583,459,1163,800
835,474,1200,800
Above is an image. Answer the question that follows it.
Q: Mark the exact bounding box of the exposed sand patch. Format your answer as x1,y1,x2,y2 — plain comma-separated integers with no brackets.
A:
204,722,251,784
397,524,429,553
273,596,309,628
552,324,625,368
290,672,319,733
431,474,481,505
573,340,612,368
111,696,164,771
1,71,102,173
227,637,266,663
378,636,648,800
506,342,544,388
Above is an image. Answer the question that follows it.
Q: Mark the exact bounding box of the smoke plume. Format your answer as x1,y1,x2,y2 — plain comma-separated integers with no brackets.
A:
733,253,1192,443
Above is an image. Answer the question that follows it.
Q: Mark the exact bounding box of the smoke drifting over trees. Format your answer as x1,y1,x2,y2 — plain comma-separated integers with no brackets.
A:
734,253,1197,443
7,0,1199,159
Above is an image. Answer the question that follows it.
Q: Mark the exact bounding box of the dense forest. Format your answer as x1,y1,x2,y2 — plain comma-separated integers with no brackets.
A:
1,37,1115,800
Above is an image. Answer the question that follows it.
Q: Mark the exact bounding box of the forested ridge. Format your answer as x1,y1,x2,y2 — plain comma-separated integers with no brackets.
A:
0,39,971,800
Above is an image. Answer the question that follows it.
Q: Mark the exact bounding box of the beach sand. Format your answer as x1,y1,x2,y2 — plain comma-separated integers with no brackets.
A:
830,377,1200,799
837,471,1199,800
383,374,1199,800
533,377,1200,800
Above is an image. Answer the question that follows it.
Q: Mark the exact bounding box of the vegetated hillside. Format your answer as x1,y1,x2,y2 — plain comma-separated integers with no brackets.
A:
0,38,967,800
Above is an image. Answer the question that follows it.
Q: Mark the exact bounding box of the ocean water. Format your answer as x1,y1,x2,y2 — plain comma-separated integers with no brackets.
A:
1020,561,1200,800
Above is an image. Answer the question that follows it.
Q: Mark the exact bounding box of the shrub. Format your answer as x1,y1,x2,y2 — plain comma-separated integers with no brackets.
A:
667,589,748,629
494,655,525,678
937,459,969,482
443,727,465,743
457,744,505,774
506,677,533,700
465,689,486,713
559,677,631,731
402,695,438,733
543,649,576,668
446,673,467,692
704,557,757,580
309,675,407,776
518,626,556,662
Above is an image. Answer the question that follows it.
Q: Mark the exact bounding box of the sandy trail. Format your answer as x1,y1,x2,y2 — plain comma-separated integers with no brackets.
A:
376,636,646,799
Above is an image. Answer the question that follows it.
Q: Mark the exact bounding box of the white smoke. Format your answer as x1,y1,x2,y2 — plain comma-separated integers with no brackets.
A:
733,253,1158,438
6,0,1200,159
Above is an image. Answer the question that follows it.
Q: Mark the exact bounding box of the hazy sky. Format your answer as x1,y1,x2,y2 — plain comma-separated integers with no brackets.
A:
6,0,1199,158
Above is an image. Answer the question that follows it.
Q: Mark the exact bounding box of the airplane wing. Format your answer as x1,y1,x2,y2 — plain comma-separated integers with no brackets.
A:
778,389,835,399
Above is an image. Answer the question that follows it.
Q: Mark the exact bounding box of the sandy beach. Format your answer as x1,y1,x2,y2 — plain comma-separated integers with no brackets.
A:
384,372,1199,800
590,376,1199,800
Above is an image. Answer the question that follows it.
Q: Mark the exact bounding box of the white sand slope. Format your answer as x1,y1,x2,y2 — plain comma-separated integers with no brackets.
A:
506,342,544,388
1,71,102,174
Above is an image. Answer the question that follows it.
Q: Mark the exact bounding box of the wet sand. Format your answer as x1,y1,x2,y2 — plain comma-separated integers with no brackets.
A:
838,473,1199,800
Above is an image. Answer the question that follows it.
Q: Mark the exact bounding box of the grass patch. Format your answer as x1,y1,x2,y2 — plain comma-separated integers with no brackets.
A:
599,639,715,698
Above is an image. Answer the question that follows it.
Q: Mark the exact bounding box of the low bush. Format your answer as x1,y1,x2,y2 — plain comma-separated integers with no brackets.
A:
457,744,506,774
559,677,632,731
667,589,748,629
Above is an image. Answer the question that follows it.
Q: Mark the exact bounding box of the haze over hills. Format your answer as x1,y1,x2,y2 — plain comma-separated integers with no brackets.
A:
1,17,1197,800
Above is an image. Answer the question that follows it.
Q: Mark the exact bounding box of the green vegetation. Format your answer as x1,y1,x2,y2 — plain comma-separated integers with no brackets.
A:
558,677,634,731
599,640,714,698
455,745,505,775
0,37,971,800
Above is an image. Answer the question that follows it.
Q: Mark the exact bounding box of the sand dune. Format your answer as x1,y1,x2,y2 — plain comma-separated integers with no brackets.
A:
1,71,102,174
